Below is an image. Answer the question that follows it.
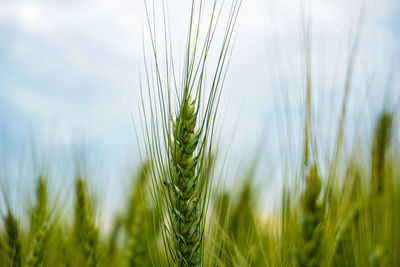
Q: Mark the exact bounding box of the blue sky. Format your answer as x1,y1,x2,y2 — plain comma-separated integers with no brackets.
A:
0,0,399,221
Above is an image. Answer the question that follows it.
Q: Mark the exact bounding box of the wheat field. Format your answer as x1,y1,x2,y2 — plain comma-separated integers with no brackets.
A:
1,0,399,266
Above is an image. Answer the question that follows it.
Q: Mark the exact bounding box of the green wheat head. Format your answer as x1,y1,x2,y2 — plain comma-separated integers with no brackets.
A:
296,164,324,267
125,163,153,267
371,111,393,195
27,177,50,267
3,210,22,267
141,0,241,265
73,178,99,267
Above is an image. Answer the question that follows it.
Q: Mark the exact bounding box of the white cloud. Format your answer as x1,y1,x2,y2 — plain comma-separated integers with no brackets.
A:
0,1,57,32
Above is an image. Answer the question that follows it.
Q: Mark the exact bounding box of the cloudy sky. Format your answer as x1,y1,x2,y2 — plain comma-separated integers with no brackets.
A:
0,0,399,217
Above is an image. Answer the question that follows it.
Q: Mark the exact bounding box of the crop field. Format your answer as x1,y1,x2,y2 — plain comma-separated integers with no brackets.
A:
0,0,399,266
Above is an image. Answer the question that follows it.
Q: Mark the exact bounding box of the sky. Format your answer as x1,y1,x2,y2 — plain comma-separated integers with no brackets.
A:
0,0,399,220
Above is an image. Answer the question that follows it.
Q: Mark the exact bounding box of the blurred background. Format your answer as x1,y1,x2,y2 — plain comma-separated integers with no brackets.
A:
0,0,399,226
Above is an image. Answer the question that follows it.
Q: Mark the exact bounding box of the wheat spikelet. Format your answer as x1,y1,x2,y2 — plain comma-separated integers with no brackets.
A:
228,181,255,253
27,177,50,267
3,210,22,267
27,222,50,267
125,163,152,267
296,164,324,267
141,0,241,265
368,111,394,266
73,178,99,267
106,216,122,266
371,112,393,195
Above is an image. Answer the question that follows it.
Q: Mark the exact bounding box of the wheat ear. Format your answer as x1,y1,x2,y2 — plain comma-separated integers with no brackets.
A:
27,177,50,267
73,178,99,267
296,165,324,267
141,0,241,265
4,210,22,267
